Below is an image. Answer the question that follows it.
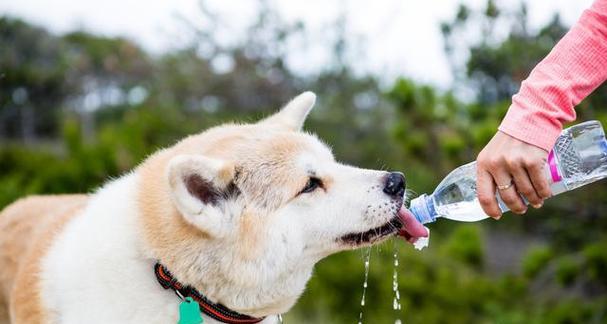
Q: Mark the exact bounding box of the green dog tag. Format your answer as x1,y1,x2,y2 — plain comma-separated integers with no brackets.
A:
178,297,203,324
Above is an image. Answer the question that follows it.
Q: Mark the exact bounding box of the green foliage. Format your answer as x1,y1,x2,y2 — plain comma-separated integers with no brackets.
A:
442,225,484,268
582,241,607,285
540,299,602,324
522,246,554,279
556,256,580,287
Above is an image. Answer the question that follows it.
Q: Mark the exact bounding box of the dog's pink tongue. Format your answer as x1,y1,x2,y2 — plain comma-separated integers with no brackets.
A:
398,207,429,242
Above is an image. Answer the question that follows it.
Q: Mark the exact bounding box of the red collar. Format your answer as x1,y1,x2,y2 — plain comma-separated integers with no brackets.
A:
154,263,265,324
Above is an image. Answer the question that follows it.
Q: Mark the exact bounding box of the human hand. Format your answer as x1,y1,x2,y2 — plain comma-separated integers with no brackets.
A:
476,131,552,218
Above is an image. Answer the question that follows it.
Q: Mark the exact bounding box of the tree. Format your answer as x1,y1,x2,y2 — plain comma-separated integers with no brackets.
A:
0,17,68,141
441,1,568,104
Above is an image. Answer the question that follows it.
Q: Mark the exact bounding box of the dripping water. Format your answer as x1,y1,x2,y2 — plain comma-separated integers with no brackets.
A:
392,244,402,323
357,248,371,324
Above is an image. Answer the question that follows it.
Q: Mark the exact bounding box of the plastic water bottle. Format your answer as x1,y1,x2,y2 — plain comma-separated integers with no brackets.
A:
410,120,607,224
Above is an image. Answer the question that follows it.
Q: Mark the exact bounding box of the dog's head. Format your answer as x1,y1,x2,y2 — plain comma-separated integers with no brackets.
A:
138,92,418,317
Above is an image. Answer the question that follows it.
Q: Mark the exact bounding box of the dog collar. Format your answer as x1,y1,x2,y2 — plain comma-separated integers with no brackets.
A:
154,263,265,324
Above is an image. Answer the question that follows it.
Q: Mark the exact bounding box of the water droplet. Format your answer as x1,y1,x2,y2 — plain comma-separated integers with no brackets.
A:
392,245,403,323
358,248,371,324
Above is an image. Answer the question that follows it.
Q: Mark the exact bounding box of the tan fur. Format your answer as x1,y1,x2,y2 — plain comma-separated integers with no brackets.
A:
138,148,205,273
143,131,281,231
237,210,264,260
0,195,88,324
135,124,321,293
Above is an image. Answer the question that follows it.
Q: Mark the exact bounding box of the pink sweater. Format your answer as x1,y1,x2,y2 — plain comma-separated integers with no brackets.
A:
499,0,607,151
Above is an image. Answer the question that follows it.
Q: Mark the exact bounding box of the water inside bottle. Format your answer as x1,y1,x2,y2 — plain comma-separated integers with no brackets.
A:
434,199,488,222
431,166,489,222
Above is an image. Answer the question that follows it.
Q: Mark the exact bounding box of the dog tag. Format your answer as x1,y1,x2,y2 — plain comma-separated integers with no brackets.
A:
178,297,203,324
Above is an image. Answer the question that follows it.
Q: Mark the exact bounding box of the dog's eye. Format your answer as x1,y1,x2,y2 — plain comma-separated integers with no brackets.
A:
301,177,322,194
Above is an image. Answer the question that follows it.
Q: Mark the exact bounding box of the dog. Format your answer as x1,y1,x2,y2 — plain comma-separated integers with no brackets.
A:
0,92,428,323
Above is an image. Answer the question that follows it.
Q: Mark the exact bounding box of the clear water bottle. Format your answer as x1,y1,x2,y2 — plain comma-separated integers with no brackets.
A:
410,120,607,224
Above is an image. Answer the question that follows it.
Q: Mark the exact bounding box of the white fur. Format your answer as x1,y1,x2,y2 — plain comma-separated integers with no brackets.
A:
40,174,279,323
41,173,173,323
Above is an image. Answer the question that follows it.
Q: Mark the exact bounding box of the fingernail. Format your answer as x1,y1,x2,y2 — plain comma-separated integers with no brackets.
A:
532,203,543,209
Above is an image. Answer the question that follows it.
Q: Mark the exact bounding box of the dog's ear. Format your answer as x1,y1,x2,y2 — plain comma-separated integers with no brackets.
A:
260,91,316,131
167,154,238,236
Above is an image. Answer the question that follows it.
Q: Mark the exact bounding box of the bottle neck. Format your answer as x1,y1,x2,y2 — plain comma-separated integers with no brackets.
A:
410,194,438,224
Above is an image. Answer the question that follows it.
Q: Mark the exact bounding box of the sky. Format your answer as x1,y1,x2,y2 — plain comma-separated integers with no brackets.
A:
0,0,594,88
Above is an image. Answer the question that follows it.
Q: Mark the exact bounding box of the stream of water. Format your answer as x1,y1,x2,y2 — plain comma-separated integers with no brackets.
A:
357,244,405,324
357,248,372,324
392,245,402,324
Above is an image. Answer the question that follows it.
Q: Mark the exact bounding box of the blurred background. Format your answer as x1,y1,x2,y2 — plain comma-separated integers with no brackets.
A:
1,0,606,323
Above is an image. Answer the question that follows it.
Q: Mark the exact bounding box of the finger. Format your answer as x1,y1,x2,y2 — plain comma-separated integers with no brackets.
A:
508,165,543,207
491,169,527,214
526,158,552,199
476,168,501,219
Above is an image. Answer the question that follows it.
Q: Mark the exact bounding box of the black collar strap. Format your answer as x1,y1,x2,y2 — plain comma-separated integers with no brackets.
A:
154,262,265,324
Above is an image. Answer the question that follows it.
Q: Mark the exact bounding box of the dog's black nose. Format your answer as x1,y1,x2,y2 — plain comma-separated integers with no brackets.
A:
383,172,406,197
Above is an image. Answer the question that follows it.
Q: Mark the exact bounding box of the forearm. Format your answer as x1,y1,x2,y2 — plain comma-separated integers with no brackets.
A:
499,0,607,151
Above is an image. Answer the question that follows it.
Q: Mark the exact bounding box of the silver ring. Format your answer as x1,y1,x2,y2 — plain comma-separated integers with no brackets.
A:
497,181,514,191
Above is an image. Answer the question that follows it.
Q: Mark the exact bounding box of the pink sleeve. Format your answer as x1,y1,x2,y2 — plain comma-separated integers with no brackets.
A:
498,0,607,151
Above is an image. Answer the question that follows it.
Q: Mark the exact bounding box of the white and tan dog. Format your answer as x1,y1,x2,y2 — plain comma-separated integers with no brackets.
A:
0,92,428,324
